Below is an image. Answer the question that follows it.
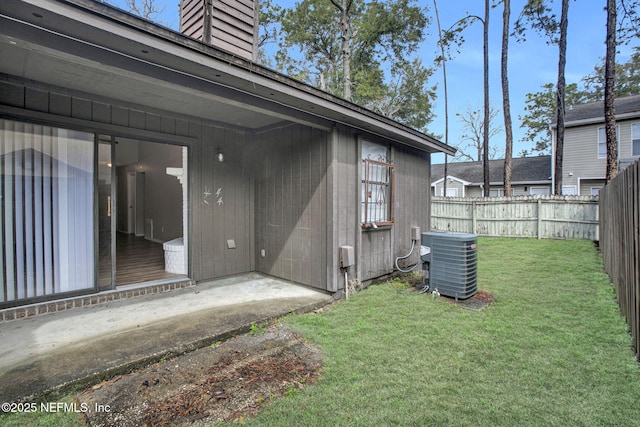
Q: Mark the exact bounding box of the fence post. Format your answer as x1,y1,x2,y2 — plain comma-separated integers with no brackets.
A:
472,200,477,234
537,198,542,240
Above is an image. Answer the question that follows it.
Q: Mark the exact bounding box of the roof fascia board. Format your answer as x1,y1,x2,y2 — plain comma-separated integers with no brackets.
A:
0,11,334,132
10,0,453,154
553,111,640,128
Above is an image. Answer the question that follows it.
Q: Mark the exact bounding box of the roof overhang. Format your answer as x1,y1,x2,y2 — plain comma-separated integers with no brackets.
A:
552,111,640,129
0,0,454,155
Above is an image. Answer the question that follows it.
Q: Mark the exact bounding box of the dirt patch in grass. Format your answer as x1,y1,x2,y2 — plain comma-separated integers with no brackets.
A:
453,290,495,311
77,324,322,426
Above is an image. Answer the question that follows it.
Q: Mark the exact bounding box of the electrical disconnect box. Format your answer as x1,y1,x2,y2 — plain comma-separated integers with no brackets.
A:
411,226,421,241
340,246,354,268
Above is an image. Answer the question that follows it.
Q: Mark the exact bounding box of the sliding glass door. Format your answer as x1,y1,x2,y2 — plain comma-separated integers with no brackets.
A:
0,119,95,305
97,137,114,291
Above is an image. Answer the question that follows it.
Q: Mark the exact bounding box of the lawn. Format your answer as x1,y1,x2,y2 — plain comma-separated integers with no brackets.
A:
3,238,639,426
243,238,640,426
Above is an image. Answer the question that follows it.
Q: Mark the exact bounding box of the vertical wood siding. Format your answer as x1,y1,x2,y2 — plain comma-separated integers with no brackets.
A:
359,144,431,281
253,124,328,290
328,127,358,290
392,146,431,270
599,159,640,359
1,79,434,295
180,0,258,61
198,126,254,279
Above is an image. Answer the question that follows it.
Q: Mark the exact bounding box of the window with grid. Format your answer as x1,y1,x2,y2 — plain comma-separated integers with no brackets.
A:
361,141,394,226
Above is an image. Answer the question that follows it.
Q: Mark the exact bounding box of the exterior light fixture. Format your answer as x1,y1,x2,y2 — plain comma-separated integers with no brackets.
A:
217,150,224,162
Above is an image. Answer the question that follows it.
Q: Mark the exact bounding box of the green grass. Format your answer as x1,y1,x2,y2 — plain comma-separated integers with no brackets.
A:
0,396,85,427
3,238,639,426
242,238,640,426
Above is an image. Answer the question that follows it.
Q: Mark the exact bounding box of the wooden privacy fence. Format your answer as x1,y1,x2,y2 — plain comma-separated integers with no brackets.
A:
431,195,599,240
599,159,640,359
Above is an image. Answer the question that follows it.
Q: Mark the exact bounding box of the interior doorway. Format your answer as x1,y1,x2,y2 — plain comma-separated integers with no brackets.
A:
98,135,188,290
126,171,145,236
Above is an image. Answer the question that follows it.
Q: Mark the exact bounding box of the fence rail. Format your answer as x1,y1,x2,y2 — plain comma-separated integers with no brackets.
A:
431,195,599,240
599,160,640,359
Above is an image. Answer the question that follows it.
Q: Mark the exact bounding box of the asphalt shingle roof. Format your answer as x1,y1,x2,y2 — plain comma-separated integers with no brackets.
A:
562,94,640,124
431,155,552,184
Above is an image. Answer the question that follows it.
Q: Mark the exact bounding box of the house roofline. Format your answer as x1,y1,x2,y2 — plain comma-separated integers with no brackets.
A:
552,111,640,129
3,0,454,155
431,175,471,187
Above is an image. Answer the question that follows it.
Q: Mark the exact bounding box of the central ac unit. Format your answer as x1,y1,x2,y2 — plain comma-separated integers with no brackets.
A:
421,231,478,300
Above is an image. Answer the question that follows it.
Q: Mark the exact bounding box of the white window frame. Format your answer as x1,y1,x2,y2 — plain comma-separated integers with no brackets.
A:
361,141,394,227
440,187,458,197
489,188,503,197
530,186,550,195
597,126,619,159
562,185,578,195
632,123,640,157
590,187,602,196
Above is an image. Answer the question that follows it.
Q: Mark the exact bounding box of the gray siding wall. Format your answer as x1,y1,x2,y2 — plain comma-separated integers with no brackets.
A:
563,124,606,191
0,79,256,283
252,124,328,290
1,78,434,292
563,119,640,193
328,126,358,291
389,146,431,276
351,134,431,282
197,126,255,279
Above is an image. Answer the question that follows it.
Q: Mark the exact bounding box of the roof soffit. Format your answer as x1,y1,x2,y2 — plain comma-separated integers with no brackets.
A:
0,0,453,153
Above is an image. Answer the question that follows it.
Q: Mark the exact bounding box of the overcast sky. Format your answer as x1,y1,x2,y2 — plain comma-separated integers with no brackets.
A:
107,0,637,163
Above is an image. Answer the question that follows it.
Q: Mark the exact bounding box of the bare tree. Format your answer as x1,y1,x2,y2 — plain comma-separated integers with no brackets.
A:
124,0,165,20
433,0,449,196
454,105,503,162
438,1,491,195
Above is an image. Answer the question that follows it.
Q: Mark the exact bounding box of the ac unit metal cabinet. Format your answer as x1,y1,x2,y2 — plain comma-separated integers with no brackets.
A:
421,232,478,299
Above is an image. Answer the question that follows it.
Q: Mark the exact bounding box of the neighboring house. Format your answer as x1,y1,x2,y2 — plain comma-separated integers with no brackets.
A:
431,156,552,197
553,94,640,195
0,0,453,308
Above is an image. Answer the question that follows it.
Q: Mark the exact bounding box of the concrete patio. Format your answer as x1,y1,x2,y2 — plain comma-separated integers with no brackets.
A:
0,273,334,403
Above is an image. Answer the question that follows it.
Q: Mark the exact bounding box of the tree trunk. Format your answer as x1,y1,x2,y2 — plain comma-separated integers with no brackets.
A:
433,0,448,197
554,0,569,195
483,0,490,197
502,0,513,197
605,0,618,182
340,0,352,101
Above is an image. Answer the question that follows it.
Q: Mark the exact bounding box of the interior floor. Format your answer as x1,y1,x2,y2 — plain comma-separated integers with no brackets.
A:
116,233,184,286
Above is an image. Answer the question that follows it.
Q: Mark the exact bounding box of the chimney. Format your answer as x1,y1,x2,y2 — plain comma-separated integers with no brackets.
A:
180,0,259,62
